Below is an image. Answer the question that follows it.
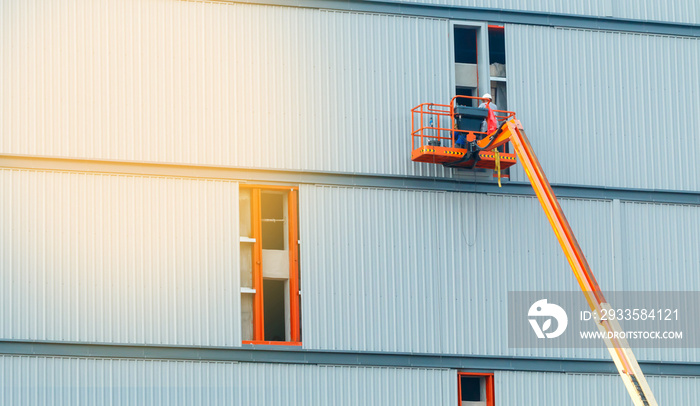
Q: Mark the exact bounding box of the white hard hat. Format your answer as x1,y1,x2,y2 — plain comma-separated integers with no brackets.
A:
482,93,492,100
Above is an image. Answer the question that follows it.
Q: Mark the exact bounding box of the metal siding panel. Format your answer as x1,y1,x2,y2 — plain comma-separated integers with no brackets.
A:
377,0,698,24
614,0,699,24
5,0,697,181
384,0,608,17
0,355,455,405
1,0,451,178
496,371,700,405
507,24,700,191
0,169,240,346
621,202,700,292
300,185,622,360
301,185,700,362
618,201,700,363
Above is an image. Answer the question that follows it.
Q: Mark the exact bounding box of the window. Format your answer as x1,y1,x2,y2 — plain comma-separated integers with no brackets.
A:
451,21,511,178
458,373,494,406
488,25,507,112
487,25,509,157
454,27,478,64
454,26,479,107
239,185,300,344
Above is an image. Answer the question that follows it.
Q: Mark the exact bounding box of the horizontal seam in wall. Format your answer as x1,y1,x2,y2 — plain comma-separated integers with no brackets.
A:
1,340,699,376
229,0,700,37
2,154,699,205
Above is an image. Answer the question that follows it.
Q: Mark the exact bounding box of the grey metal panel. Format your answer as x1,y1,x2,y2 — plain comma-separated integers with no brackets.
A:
300,184,616,360
0,0,451,178
376,0,612,18
0,169,241,346
4,0,698,184
620,201,700,292
496,371,700,405
618,201,700,364
376,0,700,24
613,0,699,24
0,354,455,405
300,185,700,362
507,24,700,191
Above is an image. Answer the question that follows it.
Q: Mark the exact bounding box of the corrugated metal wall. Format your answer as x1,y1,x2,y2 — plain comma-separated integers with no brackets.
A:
377,0,699,24
619,201,700,363
0,168,240,346
2,174,698,361
496,371,700,405
299,184,700,362
507,25,700,191
2,0,699,369
4,354,700,405
615,0,700,25
3,0,697,188
0,355,455,405
300,184,615,359
620,201,700,292
0,0,450,178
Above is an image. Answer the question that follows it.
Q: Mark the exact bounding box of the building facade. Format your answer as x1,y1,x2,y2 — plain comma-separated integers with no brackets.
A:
1,0,699,404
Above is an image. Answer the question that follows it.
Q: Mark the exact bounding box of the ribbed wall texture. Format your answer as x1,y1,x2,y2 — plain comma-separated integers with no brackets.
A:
496,371,700,405
300,184,614,359
3,0,698,187
379,0,699,24
2,173,698,361
0,0,450,178
618,201,700,363
507,25,700,191
300,185,700,362
620,201,700,291
616,0,700,24
0,169,240,346
0,355,455,405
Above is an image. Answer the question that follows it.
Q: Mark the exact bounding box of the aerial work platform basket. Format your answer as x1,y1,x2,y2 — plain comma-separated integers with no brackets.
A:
410,96,517,171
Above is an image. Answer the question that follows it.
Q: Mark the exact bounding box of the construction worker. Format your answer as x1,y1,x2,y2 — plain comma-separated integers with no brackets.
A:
479,93,498,134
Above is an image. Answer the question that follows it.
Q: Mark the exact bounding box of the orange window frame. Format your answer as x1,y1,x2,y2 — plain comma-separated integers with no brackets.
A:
458,372,494,406
241,185,301,345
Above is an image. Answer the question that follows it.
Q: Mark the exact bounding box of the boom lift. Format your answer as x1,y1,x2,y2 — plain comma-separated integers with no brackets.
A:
411,96,658,406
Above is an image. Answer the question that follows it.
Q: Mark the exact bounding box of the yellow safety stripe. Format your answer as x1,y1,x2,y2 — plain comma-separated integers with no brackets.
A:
418,148,515,162
494,150,502,188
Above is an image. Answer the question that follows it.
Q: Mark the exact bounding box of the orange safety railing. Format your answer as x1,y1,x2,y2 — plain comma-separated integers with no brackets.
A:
411,95,516,153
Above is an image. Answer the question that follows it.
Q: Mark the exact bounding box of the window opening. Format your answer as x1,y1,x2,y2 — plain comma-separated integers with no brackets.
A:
461,377,482,402
454,27,479,107
239,186,300,344
487,25,508,157
262,192,286,250
458,373,494,406
263,279,287,341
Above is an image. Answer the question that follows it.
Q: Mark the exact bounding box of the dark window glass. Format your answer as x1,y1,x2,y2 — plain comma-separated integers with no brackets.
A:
461,377,482,401
488,28,506,65
455,87,474,106
263,279,286,341
454,28,478,64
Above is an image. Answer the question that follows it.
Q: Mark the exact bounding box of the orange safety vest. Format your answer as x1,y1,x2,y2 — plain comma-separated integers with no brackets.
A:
487,105,498,134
